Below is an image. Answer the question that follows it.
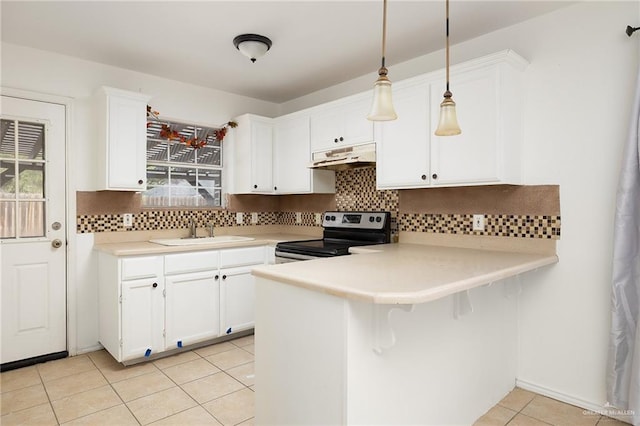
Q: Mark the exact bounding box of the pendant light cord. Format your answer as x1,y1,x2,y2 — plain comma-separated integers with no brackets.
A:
445,0,450,93
381,0,388,69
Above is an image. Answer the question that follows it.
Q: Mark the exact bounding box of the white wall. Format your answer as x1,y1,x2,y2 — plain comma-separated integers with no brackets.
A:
1,42,279,353
280,0,640,412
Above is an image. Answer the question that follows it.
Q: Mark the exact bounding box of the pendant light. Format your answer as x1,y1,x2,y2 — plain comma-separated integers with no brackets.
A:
434,0,461,136
367,0,397,121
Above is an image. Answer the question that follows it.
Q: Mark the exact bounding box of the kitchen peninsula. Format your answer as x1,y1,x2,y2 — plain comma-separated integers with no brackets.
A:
252,242,558,425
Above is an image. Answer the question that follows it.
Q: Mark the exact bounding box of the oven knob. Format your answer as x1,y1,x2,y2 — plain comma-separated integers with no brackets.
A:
330,215,336,221
376,217,382,223
369,217,375,222
325,215,330,221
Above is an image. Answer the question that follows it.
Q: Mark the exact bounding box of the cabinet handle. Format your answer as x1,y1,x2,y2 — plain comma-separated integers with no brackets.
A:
152,282,158,288
222,275,227,280
339,137,344,142
138,179,144,185
334,138,338,143
421,174,427,180
432,173,438,180
253,184,258,189
274,186,277,191
215,275,219,280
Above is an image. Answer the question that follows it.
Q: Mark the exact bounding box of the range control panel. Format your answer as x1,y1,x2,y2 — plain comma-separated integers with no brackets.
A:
322,211,389,230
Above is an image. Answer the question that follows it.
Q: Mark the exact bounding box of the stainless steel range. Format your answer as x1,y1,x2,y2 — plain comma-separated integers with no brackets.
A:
275,211,391,263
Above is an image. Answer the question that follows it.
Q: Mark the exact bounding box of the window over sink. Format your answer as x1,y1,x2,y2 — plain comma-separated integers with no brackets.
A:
144,119,223,208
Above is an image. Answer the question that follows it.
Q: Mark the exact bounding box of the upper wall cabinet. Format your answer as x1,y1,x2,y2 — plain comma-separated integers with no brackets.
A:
310,93,375,152
273,114,335,194
93,87,151,191
230,113,335,195
231,114,274,194
376,50,528,190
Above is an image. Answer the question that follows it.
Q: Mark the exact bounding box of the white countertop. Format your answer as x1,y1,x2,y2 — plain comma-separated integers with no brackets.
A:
252,243,558,305
93,233,314,256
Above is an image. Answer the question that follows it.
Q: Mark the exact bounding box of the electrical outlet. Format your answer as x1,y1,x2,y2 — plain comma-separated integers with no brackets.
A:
296,212,302,224
251,212,258,224
236,212,244,225
315,213,322,225
472,214,485,232
123,213,133,227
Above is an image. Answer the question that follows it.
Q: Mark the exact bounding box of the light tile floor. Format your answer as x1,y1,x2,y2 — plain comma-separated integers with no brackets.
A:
0,335,631,426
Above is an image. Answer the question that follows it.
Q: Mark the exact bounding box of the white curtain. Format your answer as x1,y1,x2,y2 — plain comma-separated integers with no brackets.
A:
607,67,640,424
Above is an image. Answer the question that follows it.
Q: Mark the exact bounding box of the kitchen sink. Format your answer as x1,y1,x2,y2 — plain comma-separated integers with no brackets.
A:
149,236,255,246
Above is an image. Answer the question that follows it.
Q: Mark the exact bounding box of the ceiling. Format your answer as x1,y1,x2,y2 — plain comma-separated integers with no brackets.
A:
1,1,573,104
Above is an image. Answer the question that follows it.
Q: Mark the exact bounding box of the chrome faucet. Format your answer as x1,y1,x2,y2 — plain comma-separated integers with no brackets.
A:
189,219,197,238
208,222,215,237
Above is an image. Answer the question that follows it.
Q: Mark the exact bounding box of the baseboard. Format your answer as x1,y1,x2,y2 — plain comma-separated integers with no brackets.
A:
75,344,104,355
516,379,633,424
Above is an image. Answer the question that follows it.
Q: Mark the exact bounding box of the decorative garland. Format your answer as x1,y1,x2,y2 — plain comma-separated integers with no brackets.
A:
147,105,237,149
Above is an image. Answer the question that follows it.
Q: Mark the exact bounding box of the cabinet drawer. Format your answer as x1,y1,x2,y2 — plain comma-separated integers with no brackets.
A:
121,256,162,280
220,246,265,268
165,251,219,275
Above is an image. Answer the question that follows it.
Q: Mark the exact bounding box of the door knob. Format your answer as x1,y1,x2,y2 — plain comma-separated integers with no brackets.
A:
52,239,63,248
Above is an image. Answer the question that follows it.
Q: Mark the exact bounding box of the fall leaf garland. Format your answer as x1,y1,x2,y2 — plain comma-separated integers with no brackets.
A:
146,105,237,149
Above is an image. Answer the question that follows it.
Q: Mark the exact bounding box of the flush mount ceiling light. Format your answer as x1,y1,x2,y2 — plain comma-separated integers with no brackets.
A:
367,0,397,121
233,34,272,63
434,0,462,136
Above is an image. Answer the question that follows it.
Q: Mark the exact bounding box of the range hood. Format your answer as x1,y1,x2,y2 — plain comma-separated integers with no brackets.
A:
308,143,376,171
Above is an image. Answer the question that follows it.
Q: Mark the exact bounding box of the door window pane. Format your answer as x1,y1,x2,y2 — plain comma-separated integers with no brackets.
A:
18,121,45,160
0,120,15,159
18,161,44,198
19,201,45,237
0,160,16,194
0,201,16,238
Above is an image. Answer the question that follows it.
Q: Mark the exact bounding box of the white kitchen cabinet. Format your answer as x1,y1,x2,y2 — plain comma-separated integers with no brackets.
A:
98,254,164,362
93,86,151,191
98,245,266,363
220,266,255,335
273,114,335,194
164,271,221,349
164,250,221,349
219,246,265,335
310,93,374,152
232,114,274,194
376,50,528,190
376,80,431,189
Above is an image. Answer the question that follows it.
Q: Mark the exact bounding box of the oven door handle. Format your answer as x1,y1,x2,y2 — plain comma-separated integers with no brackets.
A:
275,251,321,262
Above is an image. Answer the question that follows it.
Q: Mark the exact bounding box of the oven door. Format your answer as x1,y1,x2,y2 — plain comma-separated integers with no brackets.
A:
274,250,321,264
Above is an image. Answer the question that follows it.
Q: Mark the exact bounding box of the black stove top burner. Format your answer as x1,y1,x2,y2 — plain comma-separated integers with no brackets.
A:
275,211,391,259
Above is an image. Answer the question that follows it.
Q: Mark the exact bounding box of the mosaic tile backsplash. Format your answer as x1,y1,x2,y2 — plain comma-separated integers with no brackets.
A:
77,167,560,239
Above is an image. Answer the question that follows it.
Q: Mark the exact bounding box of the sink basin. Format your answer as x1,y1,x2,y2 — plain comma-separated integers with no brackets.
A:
149,236,255,246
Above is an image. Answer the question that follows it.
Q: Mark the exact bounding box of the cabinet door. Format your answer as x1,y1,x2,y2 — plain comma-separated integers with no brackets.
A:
251,119,274,192
429,68,499,185
376,82,431,189
310,95,374,152
165,271,220,348
106,92,149,191
274,116,312,193
220,266,256,335
121,277,164,361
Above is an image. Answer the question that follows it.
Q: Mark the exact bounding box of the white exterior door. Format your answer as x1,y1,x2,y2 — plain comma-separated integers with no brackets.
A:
0,96,67,365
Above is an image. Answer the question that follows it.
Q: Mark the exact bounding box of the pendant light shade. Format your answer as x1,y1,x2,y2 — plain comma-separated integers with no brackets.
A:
233,34,272,63
368,67,397,121
367,0,397,121
434,0,461,136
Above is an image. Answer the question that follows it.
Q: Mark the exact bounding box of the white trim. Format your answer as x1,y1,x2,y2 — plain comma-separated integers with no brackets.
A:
516,379,604,413
1,87,77,357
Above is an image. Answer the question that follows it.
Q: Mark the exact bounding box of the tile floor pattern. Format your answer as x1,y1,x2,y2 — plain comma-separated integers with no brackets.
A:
0,336,632,426
0,335,255,425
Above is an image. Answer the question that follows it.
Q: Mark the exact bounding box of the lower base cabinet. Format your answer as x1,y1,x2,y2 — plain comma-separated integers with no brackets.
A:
221,266,256,336
98,246,266,363
165,270,221,350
